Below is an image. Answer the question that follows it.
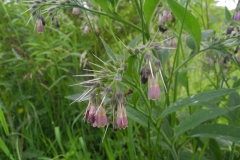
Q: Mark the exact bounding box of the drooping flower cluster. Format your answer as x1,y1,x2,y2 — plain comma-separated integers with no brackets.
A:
72,55,128,131
23,0,99,34
140,52,167,100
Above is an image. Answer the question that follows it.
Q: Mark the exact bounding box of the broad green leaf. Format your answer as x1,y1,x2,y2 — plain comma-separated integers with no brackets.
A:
0,138,14,160
224,6,232,23
127,107,155,130
174,105,239,137
100,37,117,62
128,34,142,48
143,0,160,32
167,0,201,52
158,88,237,119
189,124,240,143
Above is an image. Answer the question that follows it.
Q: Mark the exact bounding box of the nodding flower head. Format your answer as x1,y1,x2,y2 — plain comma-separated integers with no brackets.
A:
72,7,80,14
148,75,161,100
93,106,108,128
87,103,97,124
117,104,128,129
140,66,151,84
37,17,44,33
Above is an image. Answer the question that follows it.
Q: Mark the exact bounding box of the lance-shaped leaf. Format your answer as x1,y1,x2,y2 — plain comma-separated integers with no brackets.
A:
189,124,240,143
100,37,116,62
174,105,240,137
144,0,160,32
167,0,201,52
158,88,237,119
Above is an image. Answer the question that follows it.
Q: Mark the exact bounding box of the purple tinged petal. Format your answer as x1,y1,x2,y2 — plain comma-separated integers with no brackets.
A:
148,76,161,100
72,7,80,14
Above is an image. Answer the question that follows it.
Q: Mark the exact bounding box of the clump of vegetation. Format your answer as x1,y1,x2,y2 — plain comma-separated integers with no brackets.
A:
1,0,240,159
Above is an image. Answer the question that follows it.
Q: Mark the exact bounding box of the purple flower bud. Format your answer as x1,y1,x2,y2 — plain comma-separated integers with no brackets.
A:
93,107,108,127
117,106,128,129
162,11,167,21
37,18,44,34
237,54,240,61
72,7,80,14
140,67,151,84
148,76,161,100
87,104,96,123
145,52,151,61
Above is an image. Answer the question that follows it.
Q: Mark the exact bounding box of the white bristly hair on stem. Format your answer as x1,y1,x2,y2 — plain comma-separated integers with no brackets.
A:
102,124,109,143
73,74,95,77
89,62,105,69
94,94,107,116
83,69,103,73
92,54,107,65
149,61,154,78
159,69,168,93
70,87,93,105
69,78,101,86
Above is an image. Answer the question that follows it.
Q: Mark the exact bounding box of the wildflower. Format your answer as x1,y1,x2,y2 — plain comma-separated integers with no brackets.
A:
87,103,97,124
36,17,44,33
148,75,161,100
93,106,108,127
116,105,128,129
72,7,80,14
83,25,89,34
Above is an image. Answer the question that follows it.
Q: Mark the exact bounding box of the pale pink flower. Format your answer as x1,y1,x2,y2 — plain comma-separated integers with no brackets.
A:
72,7,80,14
117,105,128,129
93,107,108,127
37,18,44,33
148,76,161,100
83,25,89,34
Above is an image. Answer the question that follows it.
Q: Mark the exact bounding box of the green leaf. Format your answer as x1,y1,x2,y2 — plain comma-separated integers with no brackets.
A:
100,37,117,62
179,151,208,160
174,106,240,137
224,6,232,23
158,88,237,119
143,0,160,32
208,139,222,160
127,107,155,130
95,0,112,14
124,55,140,84
0,105,9,135
201,30,215,41
167,0,201,52
186,36,195,51
0,138,14,160
189,124,240,143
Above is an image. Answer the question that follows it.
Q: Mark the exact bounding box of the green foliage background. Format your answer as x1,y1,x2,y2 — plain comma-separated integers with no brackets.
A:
0,0,240,159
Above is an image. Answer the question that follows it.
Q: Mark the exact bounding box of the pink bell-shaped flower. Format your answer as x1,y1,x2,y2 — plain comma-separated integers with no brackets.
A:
148,75,161,100
93,107,108,127
117,105,128,129
37,18,44,34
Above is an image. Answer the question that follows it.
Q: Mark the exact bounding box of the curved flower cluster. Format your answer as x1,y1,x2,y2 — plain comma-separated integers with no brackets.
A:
72,55,128,130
